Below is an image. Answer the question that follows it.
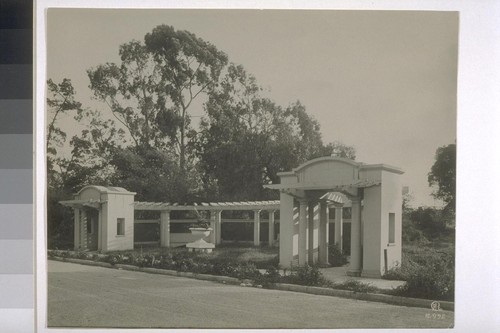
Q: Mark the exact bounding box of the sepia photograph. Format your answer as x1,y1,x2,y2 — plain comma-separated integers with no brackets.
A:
44,8,457,329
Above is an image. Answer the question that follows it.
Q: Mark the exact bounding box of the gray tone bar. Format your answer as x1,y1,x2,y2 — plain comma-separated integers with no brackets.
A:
0,65,32,99
0,29,32,64
0,134,32,169
0,204,32,239
0,309,34,332
0,100,32,134
0,275,33,308
0,240,33,274
0,169,32,204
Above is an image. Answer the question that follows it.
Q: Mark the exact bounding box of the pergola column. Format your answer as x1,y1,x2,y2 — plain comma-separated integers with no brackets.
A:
308,201,316,263
348,198,362,276
318,202,329,266
268,210,276,246
279,192,295,268
214,210,222,245
160,210,170,247
97,208,102,250
298,199,308,266
74,208,80,250
209,210,217,244
253,210,261,246
80,210,88,250
334,207,343,252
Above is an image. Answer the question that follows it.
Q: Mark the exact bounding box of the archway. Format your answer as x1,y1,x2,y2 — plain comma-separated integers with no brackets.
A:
265,156,404,278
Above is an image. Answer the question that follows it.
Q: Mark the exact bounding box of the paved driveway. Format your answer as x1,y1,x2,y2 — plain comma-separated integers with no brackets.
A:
48,261,453,329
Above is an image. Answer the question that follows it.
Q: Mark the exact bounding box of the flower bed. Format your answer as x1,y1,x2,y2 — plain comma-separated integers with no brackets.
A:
48,247,452,302
48,249,379,293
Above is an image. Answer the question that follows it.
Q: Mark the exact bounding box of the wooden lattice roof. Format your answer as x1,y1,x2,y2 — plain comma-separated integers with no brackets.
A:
134,200,280,211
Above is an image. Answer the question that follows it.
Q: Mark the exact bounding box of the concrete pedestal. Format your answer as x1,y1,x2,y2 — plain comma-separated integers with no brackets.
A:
186,228,215,253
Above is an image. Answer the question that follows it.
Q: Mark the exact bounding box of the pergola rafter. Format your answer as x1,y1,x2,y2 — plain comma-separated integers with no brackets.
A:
133,200,280,211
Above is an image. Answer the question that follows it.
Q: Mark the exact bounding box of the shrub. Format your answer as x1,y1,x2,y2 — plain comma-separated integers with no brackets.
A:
283,264,326,286
384,245,455,301
233,263,261,280
328,244,348,267
402,216,430,245
254,266,282,287
173,255,197,272
76,251,92,260
383,265,406,281
103,254,121,265
332,280,377,293
59,250,69,258
394,258,454,301
410,207,447,235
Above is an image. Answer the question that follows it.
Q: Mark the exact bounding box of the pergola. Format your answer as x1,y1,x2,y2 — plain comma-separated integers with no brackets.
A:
134,200,280,247
61,156,403,279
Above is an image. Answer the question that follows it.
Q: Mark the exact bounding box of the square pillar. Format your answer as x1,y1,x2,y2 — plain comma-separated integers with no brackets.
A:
160,210,170,247
334,207,343,252
209,211,217,244
80,210,88,250
97,209,102,251
268,210,276,246
298,199,308,266
308,202,319,263
253,210,261,246
74,208,80,250
214,210,222,245
279,193,295,268
348,198,362,276
318,202,329,266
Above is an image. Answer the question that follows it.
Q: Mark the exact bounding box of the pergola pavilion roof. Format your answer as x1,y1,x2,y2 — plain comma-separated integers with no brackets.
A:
60,185,136,209
134,200,280,211
61,199,280,211
320,191,351,205
76,185,135,195
264,179,382,192
59,199,103,209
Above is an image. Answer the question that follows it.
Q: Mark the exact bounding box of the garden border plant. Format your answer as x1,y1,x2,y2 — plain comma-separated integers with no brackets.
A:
382,245,454,301
48,248,453,302
49,250,383,295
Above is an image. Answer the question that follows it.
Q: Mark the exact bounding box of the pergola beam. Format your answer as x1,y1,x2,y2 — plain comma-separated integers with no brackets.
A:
134,200,280,211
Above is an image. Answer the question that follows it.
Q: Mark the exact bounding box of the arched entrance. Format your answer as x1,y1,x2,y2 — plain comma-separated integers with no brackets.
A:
265,156,404,278
83,208,98,251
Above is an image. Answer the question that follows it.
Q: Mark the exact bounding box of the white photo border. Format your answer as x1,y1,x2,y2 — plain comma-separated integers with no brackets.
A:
36,1,500,332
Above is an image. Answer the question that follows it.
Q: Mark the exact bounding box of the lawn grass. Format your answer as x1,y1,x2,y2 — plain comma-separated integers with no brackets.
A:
212,243,279,267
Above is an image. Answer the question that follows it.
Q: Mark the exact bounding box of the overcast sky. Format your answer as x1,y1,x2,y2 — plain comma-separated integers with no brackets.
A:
46,9,458,207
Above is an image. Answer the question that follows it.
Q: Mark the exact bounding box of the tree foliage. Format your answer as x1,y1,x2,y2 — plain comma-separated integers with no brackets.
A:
428,143,456,211
88,25,228,172
196,64,353,200
46,78,83,188
47,25,357,247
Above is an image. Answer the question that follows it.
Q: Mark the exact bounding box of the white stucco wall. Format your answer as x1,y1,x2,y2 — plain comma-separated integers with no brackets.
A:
103,192,135,251
75,186,135,252
297,158,359,185
381,170,403,271
358,167,403,278
362,180,383,277
275,157,403,275
78,187,101,201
